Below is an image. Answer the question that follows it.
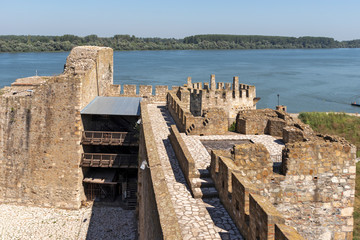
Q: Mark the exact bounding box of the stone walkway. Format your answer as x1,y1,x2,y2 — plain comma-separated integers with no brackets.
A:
181,134,285,171
147,104,243,240
0,203,137,240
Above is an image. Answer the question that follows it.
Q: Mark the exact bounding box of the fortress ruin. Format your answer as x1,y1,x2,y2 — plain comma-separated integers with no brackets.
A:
0,46,356,239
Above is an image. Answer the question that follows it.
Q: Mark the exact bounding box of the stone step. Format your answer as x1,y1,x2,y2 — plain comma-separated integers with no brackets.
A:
198,169,211,178
192,187,218,199
191,177,215,188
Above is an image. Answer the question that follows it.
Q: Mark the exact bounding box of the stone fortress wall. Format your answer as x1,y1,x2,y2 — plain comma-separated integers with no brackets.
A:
167,74,259,135
187,75,258,121
209,109,356,239
0,46,357,239
105,83,169,102
0,46,113,209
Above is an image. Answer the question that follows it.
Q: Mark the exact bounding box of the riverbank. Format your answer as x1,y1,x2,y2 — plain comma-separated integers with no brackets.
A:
289,112,360,119
1,34,359,53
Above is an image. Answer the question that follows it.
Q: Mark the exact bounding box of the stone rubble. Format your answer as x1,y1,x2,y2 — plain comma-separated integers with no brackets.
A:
147,104,244,240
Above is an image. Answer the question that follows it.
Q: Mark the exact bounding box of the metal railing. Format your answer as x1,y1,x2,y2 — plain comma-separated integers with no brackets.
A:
81,153,138,168
81,131,138,146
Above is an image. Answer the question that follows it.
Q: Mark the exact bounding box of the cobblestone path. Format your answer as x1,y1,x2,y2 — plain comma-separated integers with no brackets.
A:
147,104,243,240
181,134,285,172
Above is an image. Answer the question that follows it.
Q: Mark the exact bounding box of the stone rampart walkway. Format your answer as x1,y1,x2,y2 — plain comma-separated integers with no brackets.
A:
181,134,285,172
147,104,243,240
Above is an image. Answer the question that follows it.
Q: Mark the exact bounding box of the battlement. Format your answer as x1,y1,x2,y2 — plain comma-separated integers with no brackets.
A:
185,75,257,103
208,116,356,239
167,75,260,135
106,84,169,102
167,91,228,135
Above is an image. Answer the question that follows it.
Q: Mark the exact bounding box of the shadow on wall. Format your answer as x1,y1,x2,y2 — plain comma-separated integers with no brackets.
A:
202,198,244,240
158,105,174,128
85,204,137,240
162,138,192,189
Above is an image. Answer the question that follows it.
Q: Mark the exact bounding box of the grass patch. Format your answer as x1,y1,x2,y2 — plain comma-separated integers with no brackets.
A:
299,112,360,157
228,121,236,132
355,161,360,239
298,112,360,238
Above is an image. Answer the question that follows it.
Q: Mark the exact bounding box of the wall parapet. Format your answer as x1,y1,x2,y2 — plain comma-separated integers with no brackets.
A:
138,102,182,240
275,224,305,240
167,91,228,135
168,125,199,196
210,149,304,240
106,84,168,102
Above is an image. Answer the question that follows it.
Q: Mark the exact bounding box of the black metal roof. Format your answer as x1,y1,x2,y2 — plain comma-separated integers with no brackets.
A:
81,96,142,116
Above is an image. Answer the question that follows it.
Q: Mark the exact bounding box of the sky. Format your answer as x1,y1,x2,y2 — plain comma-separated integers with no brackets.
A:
0,0,359,41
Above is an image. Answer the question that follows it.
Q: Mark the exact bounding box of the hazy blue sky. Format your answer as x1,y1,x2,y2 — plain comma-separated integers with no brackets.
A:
1,0,359,40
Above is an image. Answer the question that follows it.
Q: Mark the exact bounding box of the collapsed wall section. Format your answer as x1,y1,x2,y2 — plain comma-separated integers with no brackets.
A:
0,46,113,209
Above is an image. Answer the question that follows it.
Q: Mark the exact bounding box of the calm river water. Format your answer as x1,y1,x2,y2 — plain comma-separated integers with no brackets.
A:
0,49,360,113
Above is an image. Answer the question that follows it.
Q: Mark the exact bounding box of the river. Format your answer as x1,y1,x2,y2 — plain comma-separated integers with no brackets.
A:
1,48,359,113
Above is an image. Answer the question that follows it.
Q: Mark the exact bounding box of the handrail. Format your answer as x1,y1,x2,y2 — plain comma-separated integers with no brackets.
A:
81,153,138,168
81,131,138,145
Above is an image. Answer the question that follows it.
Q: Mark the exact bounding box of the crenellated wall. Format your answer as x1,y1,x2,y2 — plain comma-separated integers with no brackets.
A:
210,133,356,239
167,91,228,135
209,152,304,240
167,75,259,135
186,75,259,124
106,84,168,102
0,46,113,209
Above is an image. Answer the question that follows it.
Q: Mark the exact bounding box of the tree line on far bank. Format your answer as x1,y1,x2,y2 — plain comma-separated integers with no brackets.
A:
0,34,359,53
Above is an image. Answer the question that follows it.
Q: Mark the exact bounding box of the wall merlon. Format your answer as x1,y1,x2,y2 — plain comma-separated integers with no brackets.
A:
210,74,216,91
233,76,239,93
155,85,168,100
139,85,152,97
107,84,121,96
123,84,137,96
217,82,224,90
187,76,192,87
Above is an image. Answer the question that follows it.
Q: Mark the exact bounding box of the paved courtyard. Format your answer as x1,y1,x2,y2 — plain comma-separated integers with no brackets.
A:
0,203,137,240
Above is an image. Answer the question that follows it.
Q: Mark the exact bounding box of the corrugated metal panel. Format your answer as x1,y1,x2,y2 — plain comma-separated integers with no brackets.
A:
81,96,142,116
